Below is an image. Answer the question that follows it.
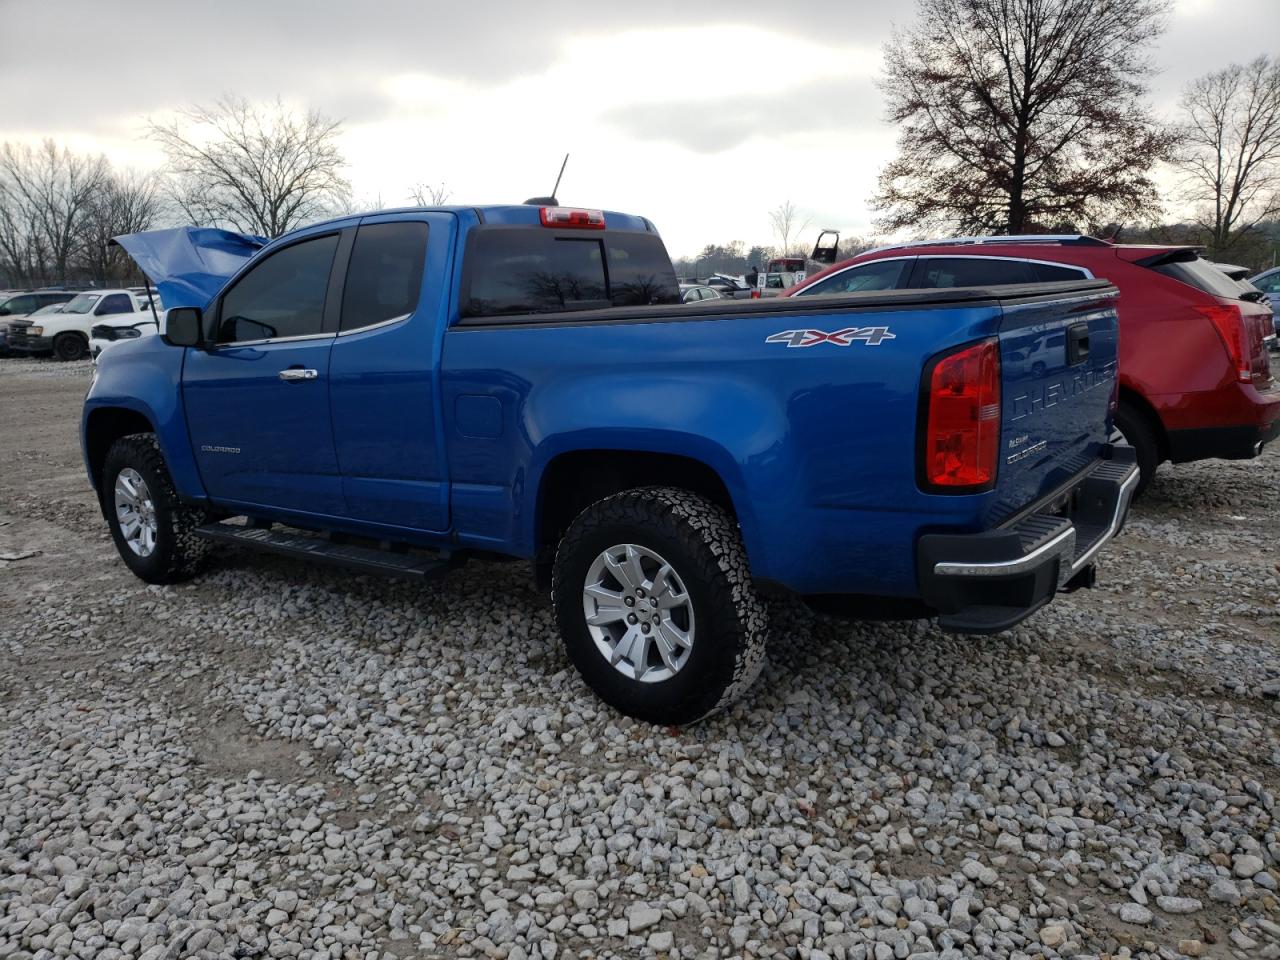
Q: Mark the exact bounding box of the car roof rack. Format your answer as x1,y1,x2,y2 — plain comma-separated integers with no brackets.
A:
867,234,1111,255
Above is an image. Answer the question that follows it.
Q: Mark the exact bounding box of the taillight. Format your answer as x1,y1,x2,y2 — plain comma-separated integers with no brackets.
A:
1197,304,1252,382
750,290,761,299
539,206,605,229
920,338,1001,491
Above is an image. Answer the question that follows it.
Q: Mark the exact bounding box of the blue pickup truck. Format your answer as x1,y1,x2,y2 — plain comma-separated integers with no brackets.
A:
85,203,1137,723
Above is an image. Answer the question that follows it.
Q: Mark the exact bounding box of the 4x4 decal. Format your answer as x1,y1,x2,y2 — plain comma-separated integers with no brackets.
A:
765,326,896,348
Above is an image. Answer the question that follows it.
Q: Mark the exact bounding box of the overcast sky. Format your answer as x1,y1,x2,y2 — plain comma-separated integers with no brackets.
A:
1,0,1273,256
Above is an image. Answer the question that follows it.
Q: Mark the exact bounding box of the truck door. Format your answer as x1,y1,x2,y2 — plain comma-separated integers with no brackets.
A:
328,213,451,532
182,230,347,515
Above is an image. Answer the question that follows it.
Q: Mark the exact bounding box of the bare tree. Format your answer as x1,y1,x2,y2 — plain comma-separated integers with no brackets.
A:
1175,55,1280,257
874,0,1175,236
0,140,108,284
768,200,811,257
148,96,351,237
408,182,451,206
77,169,169,284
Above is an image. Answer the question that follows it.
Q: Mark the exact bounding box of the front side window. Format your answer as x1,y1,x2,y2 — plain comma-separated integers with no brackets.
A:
217,233,339,343
1252,272,1280,293
96,293,134,315
797,259,909,296
341,221,429,332
914,257,1034,287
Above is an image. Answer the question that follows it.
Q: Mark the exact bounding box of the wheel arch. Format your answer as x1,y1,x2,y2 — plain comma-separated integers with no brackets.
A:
532,446,755,586
1117,385,1169,463
83,406,159,495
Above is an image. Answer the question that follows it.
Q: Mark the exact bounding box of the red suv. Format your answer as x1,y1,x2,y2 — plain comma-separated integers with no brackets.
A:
787,236,1278,491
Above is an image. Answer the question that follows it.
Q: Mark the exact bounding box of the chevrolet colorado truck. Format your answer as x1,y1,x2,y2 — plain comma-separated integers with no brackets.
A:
85,204,1137,723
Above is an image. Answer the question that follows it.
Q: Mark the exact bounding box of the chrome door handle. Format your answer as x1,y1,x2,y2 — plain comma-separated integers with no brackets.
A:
279,368,318,382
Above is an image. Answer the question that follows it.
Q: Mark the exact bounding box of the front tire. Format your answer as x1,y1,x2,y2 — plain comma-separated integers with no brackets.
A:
53,332,87,361
551,487,768,725
102,434,212,583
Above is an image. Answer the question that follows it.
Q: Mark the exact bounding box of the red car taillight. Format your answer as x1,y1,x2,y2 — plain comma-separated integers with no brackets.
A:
920,338,1001,491
1197,303,1253,383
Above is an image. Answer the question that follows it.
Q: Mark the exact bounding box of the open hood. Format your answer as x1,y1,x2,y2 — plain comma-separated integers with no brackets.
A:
110,227,268,308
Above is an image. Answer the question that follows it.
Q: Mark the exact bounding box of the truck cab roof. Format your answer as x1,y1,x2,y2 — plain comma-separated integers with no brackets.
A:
113,205,659,309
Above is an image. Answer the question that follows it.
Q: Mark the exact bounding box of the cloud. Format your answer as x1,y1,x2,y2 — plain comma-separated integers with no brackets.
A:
600,75,882,153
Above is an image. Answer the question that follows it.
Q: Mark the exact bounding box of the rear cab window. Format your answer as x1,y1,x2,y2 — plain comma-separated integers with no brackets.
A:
341,221,429,331
462,229,679,319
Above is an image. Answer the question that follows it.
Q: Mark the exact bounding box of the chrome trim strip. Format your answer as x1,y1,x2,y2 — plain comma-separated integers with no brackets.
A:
215,332,335,348
934,528,1076,578
1067,464,1139,575
336,313,411,337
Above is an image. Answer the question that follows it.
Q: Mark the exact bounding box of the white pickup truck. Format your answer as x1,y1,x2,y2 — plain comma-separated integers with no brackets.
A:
6,289,160,361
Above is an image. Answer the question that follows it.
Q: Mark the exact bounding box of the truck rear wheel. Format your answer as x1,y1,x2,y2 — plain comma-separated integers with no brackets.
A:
54,332,87,361
551,487,767,725
102,434,212,583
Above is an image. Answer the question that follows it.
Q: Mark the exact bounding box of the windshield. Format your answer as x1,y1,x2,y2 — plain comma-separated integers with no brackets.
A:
62,293,102,314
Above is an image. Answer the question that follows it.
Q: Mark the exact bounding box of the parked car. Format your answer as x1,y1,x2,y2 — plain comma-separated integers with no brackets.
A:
0,289,79,319
704,274,753,299
1249,267,1280,340
7,289,155,360
0,289,80,355
91,311,162,361
90,208,1134,724
679,283,721,303
789,236,1278,492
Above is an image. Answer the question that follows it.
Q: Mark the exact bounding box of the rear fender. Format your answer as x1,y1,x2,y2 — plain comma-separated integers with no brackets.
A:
517,375,783,570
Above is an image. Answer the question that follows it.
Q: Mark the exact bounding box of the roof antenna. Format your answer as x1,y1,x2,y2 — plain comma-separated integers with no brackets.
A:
524,153,569,206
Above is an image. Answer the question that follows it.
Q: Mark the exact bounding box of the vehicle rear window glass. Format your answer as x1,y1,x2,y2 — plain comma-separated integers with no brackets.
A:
463,230,678,318
914,258,1032,287
1252,272,1280,293
1149,255,1249,300
605,233,680,307
341,221,429,331
797,259,908,296
217,233,339,343
1029,262,1087,282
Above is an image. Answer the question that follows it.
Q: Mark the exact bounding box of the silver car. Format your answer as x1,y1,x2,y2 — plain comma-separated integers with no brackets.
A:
1247,267,1280,340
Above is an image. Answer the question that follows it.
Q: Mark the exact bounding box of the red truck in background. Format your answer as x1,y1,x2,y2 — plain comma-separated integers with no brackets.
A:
787,235,1278,492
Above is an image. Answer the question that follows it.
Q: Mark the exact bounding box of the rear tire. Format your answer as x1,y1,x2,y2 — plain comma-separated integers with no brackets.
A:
53,332,87,361
551,487,767,725
102,434,213,583
1115,403,1160,496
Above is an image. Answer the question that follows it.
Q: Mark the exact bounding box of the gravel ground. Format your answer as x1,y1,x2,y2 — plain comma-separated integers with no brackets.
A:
1,355,1278,960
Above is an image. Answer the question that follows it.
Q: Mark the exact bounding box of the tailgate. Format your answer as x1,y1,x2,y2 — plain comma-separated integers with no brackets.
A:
992,287,1120,522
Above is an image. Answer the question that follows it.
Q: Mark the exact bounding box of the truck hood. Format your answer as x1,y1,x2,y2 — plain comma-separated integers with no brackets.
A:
110,227,268,308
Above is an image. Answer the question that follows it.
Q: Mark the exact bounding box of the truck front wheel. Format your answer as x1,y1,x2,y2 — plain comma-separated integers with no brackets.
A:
551,487,767,725
102,434,212,583
54,332,87,361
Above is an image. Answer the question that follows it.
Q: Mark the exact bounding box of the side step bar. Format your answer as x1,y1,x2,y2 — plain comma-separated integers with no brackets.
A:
194,520,452,580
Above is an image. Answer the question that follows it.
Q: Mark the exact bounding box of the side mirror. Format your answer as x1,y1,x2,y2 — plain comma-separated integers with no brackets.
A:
162,306,203,347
